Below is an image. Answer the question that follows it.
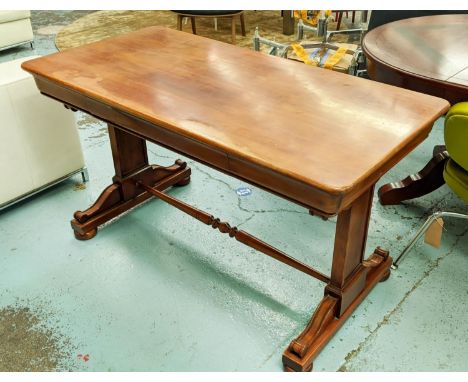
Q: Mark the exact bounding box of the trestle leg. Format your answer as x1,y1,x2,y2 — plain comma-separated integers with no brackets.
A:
282,187,392,371
71,124,191,240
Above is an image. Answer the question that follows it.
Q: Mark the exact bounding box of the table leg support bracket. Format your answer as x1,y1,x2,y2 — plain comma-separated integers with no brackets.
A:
378,149,448,205
282,247,392,372
71,160,191,240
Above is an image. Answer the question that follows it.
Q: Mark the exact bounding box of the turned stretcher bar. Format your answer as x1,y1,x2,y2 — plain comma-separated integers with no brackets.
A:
135,178,331,283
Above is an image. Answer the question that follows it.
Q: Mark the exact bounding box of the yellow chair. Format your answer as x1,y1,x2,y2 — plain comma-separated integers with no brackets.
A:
393,102,468,268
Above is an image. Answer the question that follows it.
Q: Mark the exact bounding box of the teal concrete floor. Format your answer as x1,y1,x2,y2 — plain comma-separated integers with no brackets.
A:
0,11,467,372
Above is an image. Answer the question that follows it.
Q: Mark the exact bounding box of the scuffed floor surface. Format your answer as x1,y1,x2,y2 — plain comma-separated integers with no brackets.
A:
0,11,467,372
0,304,78,371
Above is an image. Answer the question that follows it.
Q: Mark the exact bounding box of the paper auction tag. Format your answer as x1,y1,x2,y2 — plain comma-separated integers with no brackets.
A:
424,217,444,248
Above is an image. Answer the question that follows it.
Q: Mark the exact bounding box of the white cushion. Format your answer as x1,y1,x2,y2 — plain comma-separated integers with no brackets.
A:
0,17,33,49
0,11,31,24
0,78,34,202
0,56,86,206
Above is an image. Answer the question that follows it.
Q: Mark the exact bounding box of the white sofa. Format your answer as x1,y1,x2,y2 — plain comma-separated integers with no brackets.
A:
0,56,87,210
0,11,34,51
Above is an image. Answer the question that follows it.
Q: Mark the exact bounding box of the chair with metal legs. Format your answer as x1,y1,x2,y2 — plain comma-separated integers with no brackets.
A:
173,10,246,45
253,11,365,76
392,102,468,269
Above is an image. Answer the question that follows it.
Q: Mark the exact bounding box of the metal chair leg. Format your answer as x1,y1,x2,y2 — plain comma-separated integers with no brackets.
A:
81,167,89,183
392,211,468,269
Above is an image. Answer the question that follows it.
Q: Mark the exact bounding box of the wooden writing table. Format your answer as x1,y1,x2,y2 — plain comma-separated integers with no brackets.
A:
22,27,449,371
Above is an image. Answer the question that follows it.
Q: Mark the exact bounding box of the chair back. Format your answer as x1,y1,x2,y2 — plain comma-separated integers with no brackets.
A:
443,103,468,203
445,103,468,171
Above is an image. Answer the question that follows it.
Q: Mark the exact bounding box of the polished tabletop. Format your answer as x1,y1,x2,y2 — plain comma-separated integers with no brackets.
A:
22,26,449,209
363,14,468,103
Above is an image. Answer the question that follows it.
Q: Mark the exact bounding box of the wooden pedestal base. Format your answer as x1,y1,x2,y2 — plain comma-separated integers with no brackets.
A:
71,160,191,240
283,247,392,372
378,146,448,205
71,123,191,240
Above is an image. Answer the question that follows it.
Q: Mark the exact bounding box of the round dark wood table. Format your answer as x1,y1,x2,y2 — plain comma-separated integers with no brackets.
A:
362,14,468,205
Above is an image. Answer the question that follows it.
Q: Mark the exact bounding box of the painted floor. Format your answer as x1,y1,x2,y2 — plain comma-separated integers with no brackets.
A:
0,11,467,372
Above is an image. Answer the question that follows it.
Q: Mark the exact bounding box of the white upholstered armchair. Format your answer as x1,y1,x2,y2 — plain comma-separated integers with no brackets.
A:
0,56,88,210
0,11,34,52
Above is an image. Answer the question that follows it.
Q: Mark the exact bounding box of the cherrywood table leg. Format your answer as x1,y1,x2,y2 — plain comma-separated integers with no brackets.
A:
282,186,392,372
71,123,191,240
378,148,449,205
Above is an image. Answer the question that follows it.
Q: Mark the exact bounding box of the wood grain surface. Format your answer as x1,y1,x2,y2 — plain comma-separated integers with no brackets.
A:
363,14,468,105
22,26,449,213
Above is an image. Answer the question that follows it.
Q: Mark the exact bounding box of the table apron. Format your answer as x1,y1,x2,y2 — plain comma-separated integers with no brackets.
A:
33,76,343,216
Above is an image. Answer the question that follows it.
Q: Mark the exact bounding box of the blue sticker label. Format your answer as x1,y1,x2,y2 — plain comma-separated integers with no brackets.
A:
236,187,252,196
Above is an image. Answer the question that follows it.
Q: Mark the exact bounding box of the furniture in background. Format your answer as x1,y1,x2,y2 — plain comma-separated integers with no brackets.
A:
254,11,365,76
254,25,363,75
281,10,295,35
0,11,34,52
22,26,449,371
393,102,468,268
334,11,357,30
173,10,245,44
362,14,468,205
0,56,87,211
282,10,368,35
367,9,468,31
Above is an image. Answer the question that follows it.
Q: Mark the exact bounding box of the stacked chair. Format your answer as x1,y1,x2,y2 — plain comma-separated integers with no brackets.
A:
253,10,366,76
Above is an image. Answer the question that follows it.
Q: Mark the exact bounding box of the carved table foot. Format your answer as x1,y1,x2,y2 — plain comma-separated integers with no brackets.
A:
282,247,392,372
284,363,313,372
378,148,449,205
174,176,191,187
70,160,191,239
379,269,391,282
74,228,98,241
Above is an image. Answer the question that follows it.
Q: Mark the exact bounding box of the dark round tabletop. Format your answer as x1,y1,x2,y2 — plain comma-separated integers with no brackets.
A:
362,14,468,105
